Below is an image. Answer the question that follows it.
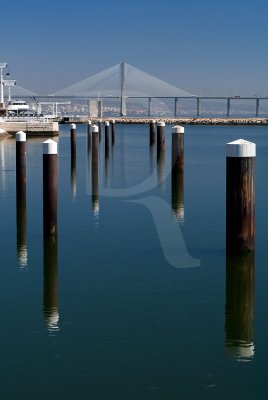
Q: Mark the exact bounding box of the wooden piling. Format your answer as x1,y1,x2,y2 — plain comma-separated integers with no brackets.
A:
70,123,76,159
16,131,26,200
172,125,184,171
157,121,165,156
226,139,256,255
111,119,115,145
105,121,110,157
92,125,99,212
43,140,58,237
150,120,156,146
87,120,92,150
70,125,76,196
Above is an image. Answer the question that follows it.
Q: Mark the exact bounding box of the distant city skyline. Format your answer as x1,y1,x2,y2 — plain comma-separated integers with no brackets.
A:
1,0,267,97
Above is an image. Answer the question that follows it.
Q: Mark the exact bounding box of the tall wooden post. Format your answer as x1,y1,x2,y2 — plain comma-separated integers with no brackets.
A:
87,120,92,150
16,131,27,267
105,121,110,157
226,139,256,255
111,119,115,145
92,125,99,214
157,121,165,156
43,140,58,238
70,123,76,159
172,125,184,171
150,120,156,146
16,131,27,200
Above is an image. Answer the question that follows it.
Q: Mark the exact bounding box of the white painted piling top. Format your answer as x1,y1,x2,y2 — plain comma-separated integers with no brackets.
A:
111,119,115,123
71,123,76,129
105,121,110,126
172,125,184,134
88,120,91,125
151,120,156,123
226,139,256,158
92,125,99,133
16,131,26,142
157,121,165,126
43,139,58,155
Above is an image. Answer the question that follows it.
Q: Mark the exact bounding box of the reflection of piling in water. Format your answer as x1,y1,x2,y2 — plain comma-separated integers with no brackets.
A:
157,148,165,188
71,150,77,197
16,197,27,267
171,167,184,222
225,254,255,361
150,120,156,146
149,142,155,175
87,120,92,151
43,235,59,333
16,131,26,200
226,139,256,256
157,121,165,157
92,125,99,215
43,140,58,238
111,119,115,145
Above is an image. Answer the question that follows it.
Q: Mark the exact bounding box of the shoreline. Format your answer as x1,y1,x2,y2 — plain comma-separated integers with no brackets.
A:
62,117,268,125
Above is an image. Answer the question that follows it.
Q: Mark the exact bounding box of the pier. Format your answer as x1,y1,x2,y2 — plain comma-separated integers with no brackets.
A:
59,116,268,125
0,119,59,136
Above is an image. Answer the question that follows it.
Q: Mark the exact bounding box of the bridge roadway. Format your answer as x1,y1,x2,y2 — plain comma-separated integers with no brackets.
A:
11,95,268,117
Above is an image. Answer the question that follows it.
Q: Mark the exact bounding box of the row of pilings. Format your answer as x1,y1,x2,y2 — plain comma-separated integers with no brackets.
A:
15,121,256,358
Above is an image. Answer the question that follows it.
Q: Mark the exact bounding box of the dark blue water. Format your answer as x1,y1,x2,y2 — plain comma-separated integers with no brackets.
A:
0,124,268,399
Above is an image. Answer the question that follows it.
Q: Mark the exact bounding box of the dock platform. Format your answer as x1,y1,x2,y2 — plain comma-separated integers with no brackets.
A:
0,119,59,136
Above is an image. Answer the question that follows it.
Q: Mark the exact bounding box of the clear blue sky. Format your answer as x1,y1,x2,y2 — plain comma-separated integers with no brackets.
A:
1,0,267,96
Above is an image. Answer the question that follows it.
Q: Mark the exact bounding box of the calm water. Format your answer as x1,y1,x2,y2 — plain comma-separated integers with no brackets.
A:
0,124,268,399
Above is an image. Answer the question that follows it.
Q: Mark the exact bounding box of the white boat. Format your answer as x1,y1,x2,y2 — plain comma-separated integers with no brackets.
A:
7,100,29,114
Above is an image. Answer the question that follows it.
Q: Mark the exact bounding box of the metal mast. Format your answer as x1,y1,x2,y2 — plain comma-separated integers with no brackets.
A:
0,63,8,104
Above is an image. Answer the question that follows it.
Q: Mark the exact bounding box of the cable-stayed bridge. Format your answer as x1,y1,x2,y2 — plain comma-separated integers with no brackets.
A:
51,61,194,116
2,61,268,117
5,84,39,98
